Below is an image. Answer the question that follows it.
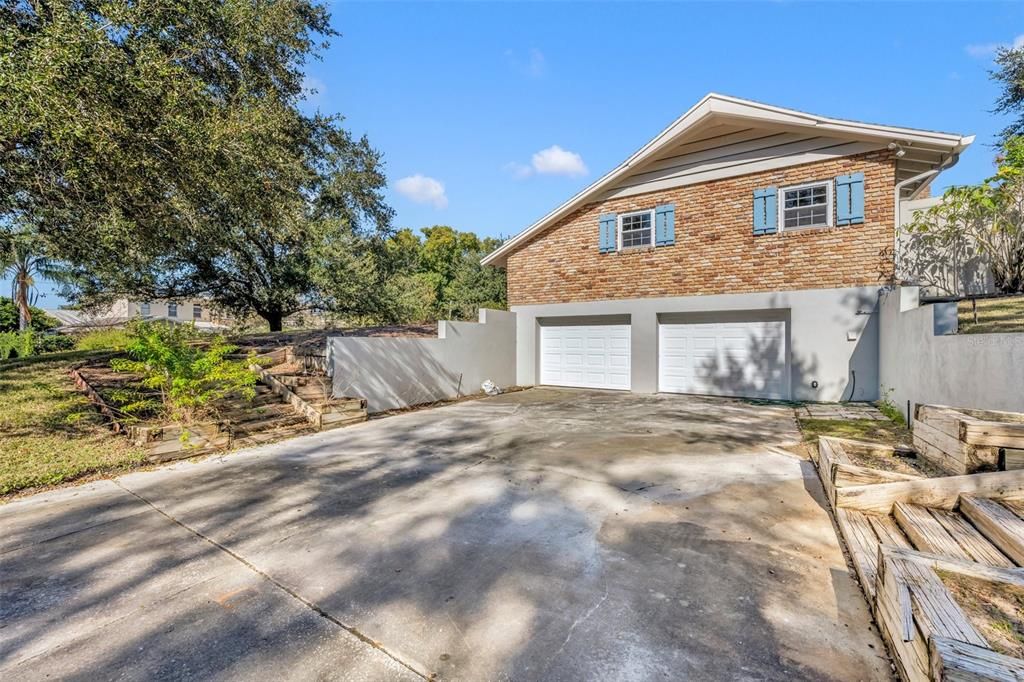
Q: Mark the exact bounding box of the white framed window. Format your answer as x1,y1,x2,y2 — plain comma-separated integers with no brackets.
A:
618,209,654,249
140,302,150,316
779,181,832,230
193,304,202,320
167,302,177,318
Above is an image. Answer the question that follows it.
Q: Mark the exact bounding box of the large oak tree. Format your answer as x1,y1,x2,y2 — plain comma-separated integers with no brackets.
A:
1,0,391,330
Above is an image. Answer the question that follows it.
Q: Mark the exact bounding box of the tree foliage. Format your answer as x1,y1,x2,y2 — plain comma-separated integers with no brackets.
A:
994,43,1024,143
381,226,506,322
902,137,1024,294
1,0,391,331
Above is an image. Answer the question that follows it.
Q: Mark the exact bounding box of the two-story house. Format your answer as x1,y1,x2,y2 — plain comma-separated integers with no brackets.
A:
482,94,973,402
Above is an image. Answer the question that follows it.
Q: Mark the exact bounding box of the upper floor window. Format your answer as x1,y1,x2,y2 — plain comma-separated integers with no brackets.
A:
140,302,150,316
167,302,177,318
619,210,654,249
193,304,202,320
780,181,832,230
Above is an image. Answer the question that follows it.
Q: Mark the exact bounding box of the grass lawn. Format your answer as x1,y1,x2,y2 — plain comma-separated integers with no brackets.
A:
0,352,145,497
797,416,912,448
958,296,1024,334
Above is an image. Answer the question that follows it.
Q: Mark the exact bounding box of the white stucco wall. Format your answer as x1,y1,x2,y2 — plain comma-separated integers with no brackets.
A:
329,309,517,412
512,286,881,402
879,286,1024,416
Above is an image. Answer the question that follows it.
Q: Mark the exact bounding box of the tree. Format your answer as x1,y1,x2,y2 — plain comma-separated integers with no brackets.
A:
994,43,1024,143
902,138,1024,294
380,226,506,322
1,228,63,330
2,0,391,331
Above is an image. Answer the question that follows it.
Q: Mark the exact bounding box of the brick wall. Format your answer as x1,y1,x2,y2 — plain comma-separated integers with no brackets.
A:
507,150,897,307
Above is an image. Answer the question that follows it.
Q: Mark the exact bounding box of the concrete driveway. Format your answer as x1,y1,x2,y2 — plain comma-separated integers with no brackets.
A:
1,388,890,681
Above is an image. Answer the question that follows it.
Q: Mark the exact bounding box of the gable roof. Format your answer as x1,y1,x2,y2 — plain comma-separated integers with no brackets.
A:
483,93,974,266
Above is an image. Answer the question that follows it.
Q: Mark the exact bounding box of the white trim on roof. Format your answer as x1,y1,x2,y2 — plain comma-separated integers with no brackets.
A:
482,93,974,266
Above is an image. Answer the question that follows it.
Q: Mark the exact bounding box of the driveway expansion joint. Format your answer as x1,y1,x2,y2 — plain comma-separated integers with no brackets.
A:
110,479,433,681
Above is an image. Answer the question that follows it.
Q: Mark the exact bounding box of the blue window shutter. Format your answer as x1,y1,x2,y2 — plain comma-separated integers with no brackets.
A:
753,187,777,235
598,213,617,253
655,203,675,246
836,172,865,225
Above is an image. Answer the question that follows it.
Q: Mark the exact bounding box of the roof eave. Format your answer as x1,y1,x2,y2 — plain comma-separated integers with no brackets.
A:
482,94,973,267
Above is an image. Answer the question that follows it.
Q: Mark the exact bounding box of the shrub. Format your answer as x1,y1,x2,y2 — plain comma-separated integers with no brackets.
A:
0,299,58,332
110,321,257,423
34,333,75,354
75,327,130,351
0,330,34,359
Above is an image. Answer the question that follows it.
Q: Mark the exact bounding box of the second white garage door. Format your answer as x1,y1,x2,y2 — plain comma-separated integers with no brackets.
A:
659,320,788,400
540,324,631,390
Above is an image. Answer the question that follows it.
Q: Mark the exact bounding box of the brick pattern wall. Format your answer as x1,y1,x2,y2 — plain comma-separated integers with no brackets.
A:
507,151,897,307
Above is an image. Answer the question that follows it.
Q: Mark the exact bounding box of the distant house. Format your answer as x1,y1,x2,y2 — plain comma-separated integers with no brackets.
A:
45,298,232,332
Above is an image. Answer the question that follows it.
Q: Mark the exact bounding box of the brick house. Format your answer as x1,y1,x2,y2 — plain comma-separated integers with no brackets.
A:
482,94,973,401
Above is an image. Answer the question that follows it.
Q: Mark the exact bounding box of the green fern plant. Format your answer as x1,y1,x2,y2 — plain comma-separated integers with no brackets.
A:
111,321,257,423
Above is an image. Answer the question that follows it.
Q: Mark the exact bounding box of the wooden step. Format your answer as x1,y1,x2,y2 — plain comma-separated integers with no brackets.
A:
836,508,882,599
959,495,1024,565
894,502,974,561
867,514,913,549
231,413,308,435
930,635,1024,682
221,404,296,424
232,422,313,447
929,509,1014,567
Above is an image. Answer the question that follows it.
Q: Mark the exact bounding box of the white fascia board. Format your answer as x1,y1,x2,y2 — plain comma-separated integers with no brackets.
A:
482,93,973,267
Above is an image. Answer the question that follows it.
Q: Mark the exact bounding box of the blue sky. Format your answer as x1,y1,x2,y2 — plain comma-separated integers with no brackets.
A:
26,1,1024,306
318,1,1022,240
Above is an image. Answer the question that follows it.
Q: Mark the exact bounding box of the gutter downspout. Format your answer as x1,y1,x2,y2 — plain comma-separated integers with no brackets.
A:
891,152,961,282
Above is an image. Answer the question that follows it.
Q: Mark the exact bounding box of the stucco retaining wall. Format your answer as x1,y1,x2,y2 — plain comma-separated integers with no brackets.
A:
329,309,516,412
879,286,1024,416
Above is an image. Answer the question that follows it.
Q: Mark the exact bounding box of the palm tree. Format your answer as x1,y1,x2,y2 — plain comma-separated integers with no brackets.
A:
1,231,63,331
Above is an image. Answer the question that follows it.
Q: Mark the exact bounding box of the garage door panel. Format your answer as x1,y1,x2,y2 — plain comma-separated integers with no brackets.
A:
659,319,787,400
540,324,631,390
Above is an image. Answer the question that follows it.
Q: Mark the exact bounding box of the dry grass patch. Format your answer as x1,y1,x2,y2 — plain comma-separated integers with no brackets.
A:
958,296,1024,335
0,353,145,496
939,570,1024,659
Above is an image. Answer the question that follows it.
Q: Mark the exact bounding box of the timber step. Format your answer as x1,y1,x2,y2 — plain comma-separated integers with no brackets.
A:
959,495,1024,565
893,502,1013,566
231,413,309,437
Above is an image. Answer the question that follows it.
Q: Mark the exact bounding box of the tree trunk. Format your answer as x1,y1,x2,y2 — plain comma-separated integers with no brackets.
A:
264,311,284,332
15,269,31,331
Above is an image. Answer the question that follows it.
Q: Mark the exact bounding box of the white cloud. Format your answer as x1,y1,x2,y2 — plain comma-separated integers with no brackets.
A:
504,145,589,180
502,161,533,180
966,34,1024,58
394,174,448,209
531,145,588,177
505,47,546,78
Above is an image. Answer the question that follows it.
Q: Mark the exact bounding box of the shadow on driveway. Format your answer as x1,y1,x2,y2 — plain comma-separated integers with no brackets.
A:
0,388,891,680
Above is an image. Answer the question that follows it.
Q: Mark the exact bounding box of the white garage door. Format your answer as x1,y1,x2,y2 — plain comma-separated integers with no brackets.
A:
540,324,631,390
659,320,787,400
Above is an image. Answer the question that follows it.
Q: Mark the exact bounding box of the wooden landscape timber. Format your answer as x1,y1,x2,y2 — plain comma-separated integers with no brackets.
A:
71,345,369,465
875,545,1024,682
813,436,924,509
813,435,1024,680
914,405,1024,476
835,469,1024,514
250,363,368,432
